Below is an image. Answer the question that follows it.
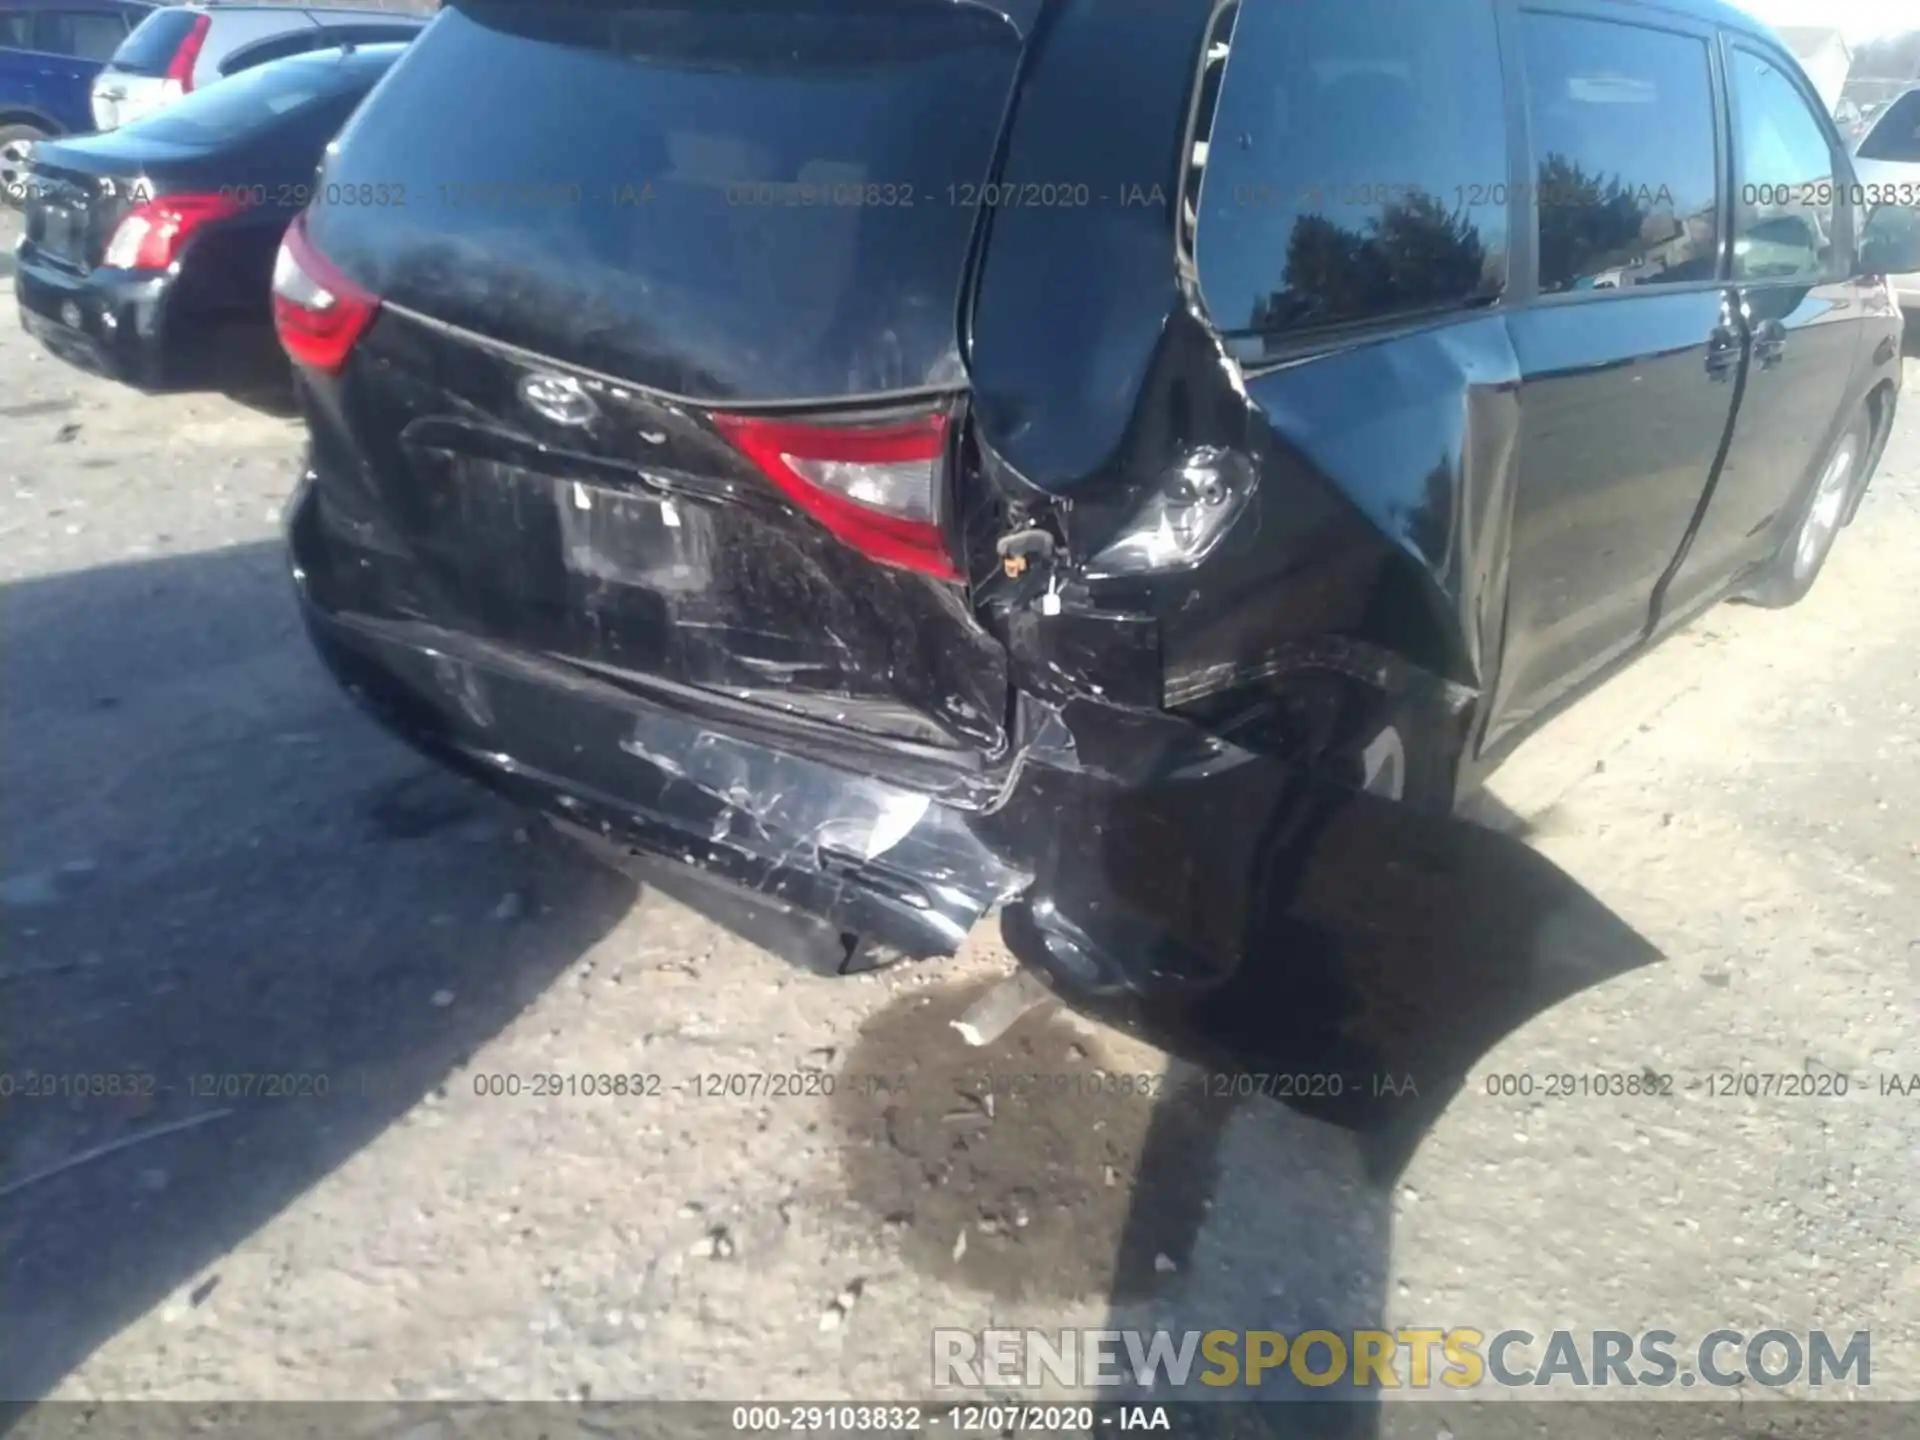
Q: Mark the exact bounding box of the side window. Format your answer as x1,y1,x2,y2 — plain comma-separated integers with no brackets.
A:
33,9,130,62
0,13,33,49
1729,50,1842,282
1519,14,1720,294
1192,0,1509,338
1857,91,1920,164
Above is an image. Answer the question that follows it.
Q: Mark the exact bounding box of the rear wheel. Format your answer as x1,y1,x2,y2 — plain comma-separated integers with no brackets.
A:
1741,413,1870,608
0,123,49,209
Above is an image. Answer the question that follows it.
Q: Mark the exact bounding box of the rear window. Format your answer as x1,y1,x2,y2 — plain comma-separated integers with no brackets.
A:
221,24,418,76
127,52,367,142
308,1,1026,401
109,7,201,74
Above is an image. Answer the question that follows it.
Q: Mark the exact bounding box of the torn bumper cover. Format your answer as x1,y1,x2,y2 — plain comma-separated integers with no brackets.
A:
286,474,1272,973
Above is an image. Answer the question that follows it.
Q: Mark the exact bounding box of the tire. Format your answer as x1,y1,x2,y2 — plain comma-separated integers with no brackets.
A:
1740,412,1871,608
0,123,49,210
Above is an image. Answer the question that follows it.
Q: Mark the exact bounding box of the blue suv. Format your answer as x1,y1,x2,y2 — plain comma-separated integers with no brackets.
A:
1,0,155,202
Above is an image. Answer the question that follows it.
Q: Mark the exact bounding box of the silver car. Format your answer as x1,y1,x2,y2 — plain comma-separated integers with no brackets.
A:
1852,85,1920,314
89,2,423,130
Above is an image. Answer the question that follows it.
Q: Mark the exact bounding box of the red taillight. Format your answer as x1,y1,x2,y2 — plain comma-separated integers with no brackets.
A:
166,13,212,92
711,411,960,580
102,192,243,271
272,212,380,375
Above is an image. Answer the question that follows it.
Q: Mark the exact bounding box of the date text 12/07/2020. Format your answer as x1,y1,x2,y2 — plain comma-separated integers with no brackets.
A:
1480,1069,1909,1100
728,1404,1136,1434
191,180,1180,212
159,1072,911,1102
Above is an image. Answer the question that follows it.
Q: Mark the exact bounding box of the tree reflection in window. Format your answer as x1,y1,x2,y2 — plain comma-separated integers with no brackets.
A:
1520,14,1721,293
1250,193,1489,332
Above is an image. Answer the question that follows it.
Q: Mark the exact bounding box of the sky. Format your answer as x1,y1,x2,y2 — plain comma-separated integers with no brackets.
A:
1729,0,1916,42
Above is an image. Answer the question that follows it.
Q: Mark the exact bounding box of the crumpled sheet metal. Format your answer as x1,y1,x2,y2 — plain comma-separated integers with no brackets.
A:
610,716,1034,955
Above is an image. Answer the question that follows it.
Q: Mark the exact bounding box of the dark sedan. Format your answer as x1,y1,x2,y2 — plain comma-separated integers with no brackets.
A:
13,41,403,392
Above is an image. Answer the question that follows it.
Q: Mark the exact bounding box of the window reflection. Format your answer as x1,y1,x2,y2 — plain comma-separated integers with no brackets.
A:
1856,91,1920,164
1520,14,1720,293
1193,0,1508,337
1730,49,1840,282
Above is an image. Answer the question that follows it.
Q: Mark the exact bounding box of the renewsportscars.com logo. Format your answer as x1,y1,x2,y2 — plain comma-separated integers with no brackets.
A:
930,1328,1872,1392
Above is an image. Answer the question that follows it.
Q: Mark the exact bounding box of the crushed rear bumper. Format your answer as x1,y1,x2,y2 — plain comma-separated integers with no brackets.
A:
288,471,1661,1115
292,480,1030,965
287,466,1268,976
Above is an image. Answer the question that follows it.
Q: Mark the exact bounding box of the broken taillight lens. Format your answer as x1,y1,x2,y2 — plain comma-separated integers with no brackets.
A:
272,212,380,375
1084,445,1255,578
711,410,960,581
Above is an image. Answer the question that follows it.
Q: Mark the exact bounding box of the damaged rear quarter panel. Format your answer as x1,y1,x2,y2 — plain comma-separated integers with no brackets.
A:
966,0,1524,763
958,0,1536,1018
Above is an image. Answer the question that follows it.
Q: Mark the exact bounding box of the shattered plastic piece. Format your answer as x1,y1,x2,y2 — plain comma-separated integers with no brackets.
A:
950,968,1055,1047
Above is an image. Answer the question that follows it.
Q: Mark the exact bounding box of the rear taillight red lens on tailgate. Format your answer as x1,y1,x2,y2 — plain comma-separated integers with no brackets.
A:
711,411,961,581
273,213,380,375
166,13,212,93
103,192,243,270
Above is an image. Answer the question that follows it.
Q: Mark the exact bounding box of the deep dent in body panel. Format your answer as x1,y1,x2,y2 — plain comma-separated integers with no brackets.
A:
304,0,1523,996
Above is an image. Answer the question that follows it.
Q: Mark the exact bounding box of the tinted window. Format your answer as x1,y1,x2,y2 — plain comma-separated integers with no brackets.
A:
1857,90,1920,163
33,9,128,61
109,7,200,73
1730,48,1842,282
309,3,1024,401
1520,14,1720,293
223,26,416,76
1194,0,1509,337
127,53,372,143
0,13,31,48
220,32,324,75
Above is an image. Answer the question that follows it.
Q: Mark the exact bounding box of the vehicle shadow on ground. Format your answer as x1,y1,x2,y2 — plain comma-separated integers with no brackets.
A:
0,541,639,1405
191,326,301,418
1079,775,1662,1432
824,734,1657,1429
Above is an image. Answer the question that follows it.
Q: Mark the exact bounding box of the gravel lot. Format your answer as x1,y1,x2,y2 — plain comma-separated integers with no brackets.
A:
3,204,1918,1418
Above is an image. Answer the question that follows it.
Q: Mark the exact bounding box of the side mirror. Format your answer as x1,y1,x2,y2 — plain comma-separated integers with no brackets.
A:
1859,202,1920,277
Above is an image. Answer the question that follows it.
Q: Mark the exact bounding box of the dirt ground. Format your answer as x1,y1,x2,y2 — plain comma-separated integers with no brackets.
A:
3,207,1918,1418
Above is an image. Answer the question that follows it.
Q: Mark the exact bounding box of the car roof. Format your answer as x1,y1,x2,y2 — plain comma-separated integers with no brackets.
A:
145,1,425,16
1593,0,1797,44
0,0,156,11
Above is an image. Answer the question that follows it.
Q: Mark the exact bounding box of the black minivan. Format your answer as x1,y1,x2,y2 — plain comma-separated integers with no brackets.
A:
277,0,1918,1000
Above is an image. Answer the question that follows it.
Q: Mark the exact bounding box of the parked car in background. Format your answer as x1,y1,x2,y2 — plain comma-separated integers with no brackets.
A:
0,0,153,204
89,2,421,130
276,0,1917,1012
15,43,407,392
1833,97,1867,144
1851,86,1920,315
